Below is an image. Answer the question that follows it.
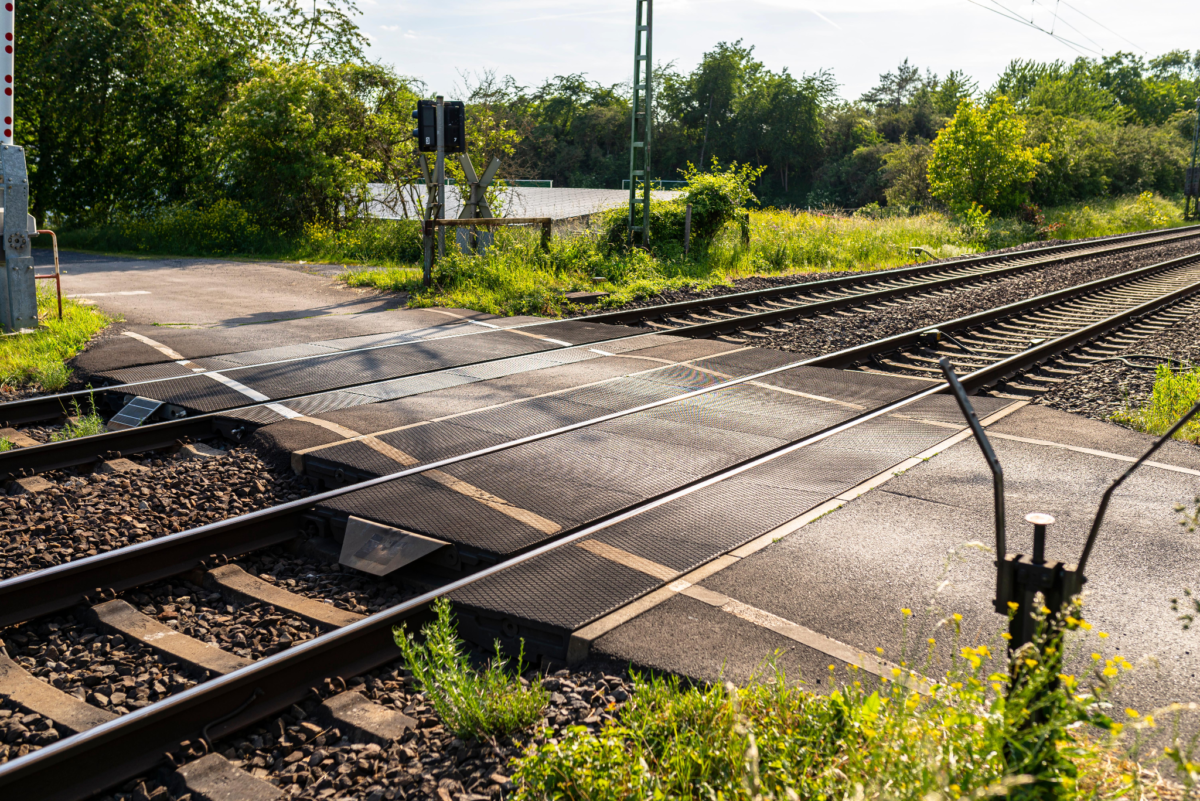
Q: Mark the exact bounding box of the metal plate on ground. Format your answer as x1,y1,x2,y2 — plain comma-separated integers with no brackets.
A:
339,515,449,576
106,396,166,431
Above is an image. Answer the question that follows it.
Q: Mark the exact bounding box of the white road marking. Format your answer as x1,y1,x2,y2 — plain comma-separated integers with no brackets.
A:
69,291,152,297
123,331,187,361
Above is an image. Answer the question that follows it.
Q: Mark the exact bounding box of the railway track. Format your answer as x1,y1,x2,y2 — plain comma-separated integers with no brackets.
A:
3,224,1200,480
3,244,1200,799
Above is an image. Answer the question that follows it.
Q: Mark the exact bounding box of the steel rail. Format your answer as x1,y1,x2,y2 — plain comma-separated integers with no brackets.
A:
6,232,1200,478
4,223,1197,430
8,254,1200,800
5,249,1200,630
808,251,1200,372
580,223,1200,326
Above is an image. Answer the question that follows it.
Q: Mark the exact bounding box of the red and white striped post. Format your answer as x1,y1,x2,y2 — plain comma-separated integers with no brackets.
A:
1,0,12,144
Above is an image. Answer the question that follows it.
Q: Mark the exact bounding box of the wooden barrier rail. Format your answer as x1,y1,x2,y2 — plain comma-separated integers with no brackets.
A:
422,217,552,286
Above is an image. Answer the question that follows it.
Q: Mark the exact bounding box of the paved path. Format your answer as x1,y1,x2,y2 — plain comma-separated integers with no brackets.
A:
36,249,402,328
591,404,1200,723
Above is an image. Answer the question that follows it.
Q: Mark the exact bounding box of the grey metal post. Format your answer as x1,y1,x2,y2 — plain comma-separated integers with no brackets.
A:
684,203,692,256
435,95,446,260
1187,98,1200,221
1,144,36,333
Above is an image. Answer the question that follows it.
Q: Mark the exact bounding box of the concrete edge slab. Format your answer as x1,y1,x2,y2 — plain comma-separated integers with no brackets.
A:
85,600,252,676
169,753,284,801
0,654,118,734
565,400,1030,666
203,565,364,630
316,690,416,745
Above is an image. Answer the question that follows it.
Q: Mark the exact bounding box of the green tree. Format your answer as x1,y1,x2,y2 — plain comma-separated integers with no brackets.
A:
211,61,415,229
927,96,1047,214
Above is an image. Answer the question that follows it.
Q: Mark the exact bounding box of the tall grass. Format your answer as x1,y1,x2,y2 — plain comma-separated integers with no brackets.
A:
50,396,106,441
511,606,1174,800
344,194,1187,317
1112,363,1200,443
394,598,548,739
1046,192,1187,240
0,289,113,391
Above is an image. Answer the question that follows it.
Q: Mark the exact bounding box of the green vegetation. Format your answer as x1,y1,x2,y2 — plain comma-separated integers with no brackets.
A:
394,598,548,739
0,290,114,392
0,438,13,452
1112,363,1200,443
50,397,107,441
509,606,1181,799
928,96,1048,215
56,205,424,265
341,191,1186,317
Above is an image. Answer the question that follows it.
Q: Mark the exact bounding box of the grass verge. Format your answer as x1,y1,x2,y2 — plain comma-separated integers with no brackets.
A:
394,598,548,739
1112,363,1200,443
0,289,114,392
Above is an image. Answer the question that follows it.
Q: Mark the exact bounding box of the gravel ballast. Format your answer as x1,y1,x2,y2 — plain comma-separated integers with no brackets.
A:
751,239,1200,360
1,445,312,581
91,665,635,801
1035,302,1200,425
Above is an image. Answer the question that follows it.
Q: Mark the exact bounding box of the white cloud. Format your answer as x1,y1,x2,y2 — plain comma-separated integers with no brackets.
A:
381,24,399,31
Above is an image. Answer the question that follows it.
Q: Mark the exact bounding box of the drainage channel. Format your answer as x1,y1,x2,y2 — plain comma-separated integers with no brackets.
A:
5,230,1200,479
4,248,1200,799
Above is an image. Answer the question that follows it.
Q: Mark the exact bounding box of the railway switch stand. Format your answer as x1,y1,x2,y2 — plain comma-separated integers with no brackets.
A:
938,358,1086,657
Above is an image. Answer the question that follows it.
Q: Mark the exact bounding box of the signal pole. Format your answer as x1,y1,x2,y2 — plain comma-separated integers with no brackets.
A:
627,0,652,248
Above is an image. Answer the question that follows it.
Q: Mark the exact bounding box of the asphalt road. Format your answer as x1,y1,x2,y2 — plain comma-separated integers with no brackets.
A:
36,249,404,327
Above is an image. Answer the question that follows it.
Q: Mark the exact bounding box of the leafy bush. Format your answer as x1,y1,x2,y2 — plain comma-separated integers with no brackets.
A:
393,598,548,739
928,97,1049,214
679,160,766,243
881,138,933,207
211,60,418,230
58,207,423,264
599,160,765,253
1112,362,1200,443
512,606,1143,800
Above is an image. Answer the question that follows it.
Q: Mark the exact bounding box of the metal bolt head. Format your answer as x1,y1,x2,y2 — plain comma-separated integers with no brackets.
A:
1026,512,1055,526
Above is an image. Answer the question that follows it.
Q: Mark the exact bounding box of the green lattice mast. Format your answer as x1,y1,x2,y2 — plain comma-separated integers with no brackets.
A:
627,0,652,248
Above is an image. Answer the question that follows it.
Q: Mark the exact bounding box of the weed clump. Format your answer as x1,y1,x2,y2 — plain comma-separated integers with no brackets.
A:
1111,362,1200,443
50,396,106,441
394,598,547,739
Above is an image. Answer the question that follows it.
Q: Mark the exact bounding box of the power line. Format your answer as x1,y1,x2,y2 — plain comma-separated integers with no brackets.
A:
1029,0,1106,54
964,0,1099,57
1058,0,1148,54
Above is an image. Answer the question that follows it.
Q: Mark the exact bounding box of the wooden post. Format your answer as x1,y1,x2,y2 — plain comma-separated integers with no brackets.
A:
541,219,551,253
740,211,750,246
684,203,692,256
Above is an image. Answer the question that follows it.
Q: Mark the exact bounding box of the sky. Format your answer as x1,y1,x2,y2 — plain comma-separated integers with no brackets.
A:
356,0,1195,102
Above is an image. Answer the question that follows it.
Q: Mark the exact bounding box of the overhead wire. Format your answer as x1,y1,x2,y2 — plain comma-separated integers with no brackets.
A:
1058,0,1148,54
964,0,1092,57
1028,0,1107,54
